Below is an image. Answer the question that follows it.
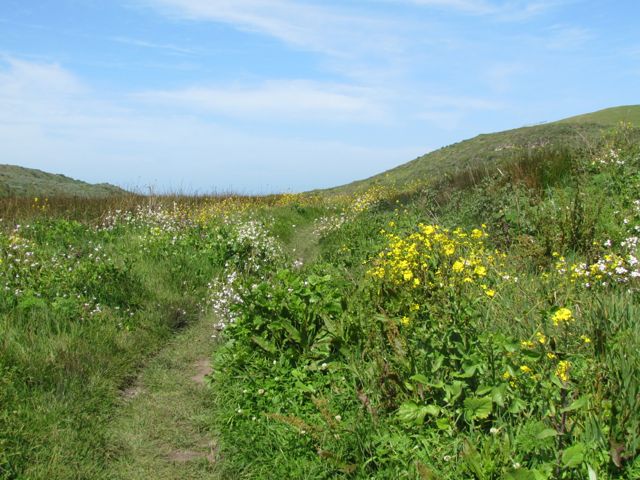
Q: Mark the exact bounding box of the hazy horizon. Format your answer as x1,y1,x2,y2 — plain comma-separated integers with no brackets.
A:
1,1,639,193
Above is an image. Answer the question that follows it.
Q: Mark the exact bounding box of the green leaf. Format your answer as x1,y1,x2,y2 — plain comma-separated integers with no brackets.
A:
411,374,430,385
561,395,589,413
491,384,507,407
397,402,440,426
251,335,277,354
462,439,486,480
505,469,537,480
464,396,493,421
562,443,585,469
535,429,558,440
436,418,451,430
276,320,301,343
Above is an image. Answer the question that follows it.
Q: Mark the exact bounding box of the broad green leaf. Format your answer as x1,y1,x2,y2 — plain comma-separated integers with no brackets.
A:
436,418,451,430
561,395,589,413
535,429,558,440
464,396,493,421
411,374,431,385
251,335,277,354
397,402,440,426
562,443,585,469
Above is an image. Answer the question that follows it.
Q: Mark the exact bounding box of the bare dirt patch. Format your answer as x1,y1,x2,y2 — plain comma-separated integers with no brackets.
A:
191,358,212,385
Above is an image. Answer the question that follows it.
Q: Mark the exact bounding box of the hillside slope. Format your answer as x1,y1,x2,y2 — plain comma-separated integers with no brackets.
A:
323,105,640,195
0,164,127,198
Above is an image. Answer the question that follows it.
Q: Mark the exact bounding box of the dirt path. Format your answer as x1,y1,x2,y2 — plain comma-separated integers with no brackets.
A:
105,316,220,479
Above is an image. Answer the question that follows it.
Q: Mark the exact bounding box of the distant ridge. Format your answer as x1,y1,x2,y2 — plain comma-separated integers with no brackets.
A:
556,105,640,126
321,105,640,195
0,164,128,198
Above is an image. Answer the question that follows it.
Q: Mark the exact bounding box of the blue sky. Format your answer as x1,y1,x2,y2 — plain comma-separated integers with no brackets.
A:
0,1,638,193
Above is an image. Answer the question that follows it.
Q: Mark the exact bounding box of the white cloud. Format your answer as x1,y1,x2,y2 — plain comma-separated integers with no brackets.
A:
110,36,197,55
142,0,400,59
0,57,409,192
135,80,385,121
396,0,566,19
543,25,591,50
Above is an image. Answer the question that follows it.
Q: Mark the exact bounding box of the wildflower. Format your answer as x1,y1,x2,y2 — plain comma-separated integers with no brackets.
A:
410,303,420,312
519,365,532,375
555,360,571,383
471,228,484,239
535,332,547,344
485,288,496,298
400,316,410,326
474,265,487,277
520,340,534,349
580,335,591,344
546,352,557,360
452,260,465,272
551,307,573,326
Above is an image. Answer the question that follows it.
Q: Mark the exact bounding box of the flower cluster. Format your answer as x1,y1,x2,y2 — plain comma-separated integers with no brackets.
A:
368,224,502,298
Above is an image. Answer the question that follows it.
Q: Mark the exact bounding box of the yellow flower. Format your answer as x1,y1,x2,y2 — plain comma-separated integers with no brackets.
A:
485,289,496,298
535,332,547,344
546,352,557,360
452,260,465,272
580,335,591,344
520,365,532,374
520,340,534,349
444,244,455,256
555,360,571,383
474,265,487,277
551,307,573,326
502,371,511,380
403,270,413,281
410,303,420,312
400,316,410,326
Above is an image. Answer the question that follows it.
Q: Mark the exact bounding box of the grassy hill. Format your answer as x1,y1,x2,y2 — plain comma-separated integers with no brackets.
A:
557,104,640,125
323,105,640,195
0,164,127,198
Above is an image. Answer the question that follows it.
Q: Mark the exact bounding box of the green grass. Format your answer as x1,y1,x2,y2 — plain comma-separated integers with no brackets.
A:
105,313,220,480
4,107,640,479
557,105,640,126
0,164,127,198
321,105,640,196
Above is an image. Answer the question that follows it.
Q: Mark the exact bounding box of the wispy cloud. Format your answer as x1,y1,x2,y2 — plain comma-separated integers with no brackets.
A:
543,24,591,50
394,0,566,20
142,0,401,58
111,36,197,55
135,80,385,121
0,57,409,191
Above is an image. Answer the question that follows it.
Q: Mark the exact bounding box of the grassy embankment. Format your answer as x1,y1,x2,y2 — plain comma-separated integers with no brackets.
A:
3,106,640,479
207,119,640,478
0,193,327,479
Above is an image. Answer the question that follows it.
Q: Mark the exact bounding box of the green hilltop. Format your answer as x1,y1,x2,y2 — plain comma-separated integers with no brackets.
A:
0,164,127,198
323,104,640,195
